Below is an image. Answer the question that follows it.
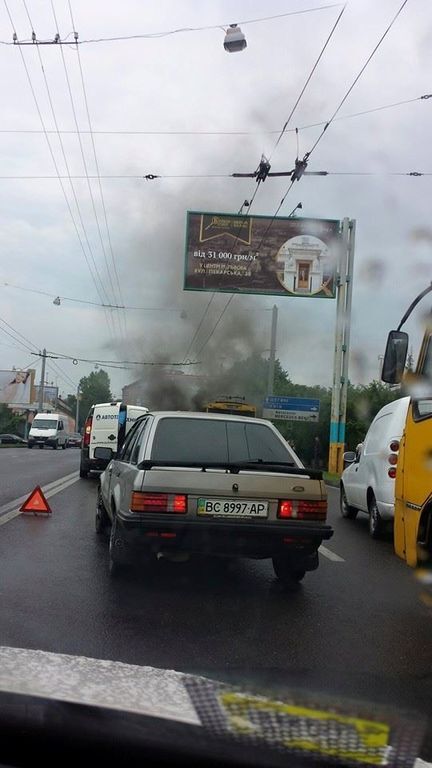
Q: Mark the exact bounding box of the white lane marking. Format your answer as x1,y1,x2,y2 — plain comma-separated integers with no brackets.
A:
0,472,79,527
319,544,345,562
323,485,346,560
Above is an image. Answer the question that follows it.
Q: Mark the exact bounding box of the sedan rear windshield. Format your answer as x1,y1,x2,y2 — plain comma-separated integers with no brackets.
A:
150,418,297,465
32,420,57,430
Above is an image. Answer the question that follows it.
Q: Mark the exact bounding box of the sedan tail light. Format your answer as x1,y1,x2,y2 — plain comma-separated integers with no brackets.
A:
130,492,187,513
278,499,327,520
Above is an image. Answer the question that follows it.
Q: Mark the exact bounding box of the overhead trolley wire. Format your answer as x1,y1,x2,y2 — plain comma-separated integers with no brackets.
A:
0,93,428,136
49,0,124,339
270,3,346,158
3,0,118,344
66,0,127,338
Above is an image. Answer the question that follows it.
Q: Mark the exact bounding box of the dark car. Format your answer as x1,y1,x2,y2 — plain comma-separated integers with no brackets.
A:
68,433,83,448
0,433,26,445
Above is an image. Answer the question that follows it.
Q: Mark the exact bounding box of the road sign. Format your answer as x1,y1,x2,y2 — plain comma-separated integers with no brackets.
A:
262,396,320,422
20,486,52,515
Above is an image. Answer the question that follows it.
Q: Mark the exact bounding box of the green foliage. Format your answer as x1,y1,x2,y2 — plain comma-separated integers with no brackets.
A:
344,381,400,450
77,370,112,430
65,393,77,414
0,404,25,436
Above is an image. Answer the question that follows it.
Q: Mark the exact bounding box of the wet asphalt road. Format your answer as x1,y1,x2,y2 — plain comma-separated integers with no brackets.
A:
0,449,432,753
0,446,78,506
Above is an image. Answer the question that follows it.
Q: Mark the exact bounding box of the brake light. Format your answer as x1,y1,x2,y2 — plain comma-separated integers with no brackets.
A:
388,453,398,466
130,492,187,513
278,500,293,518
297,500,327,520
277,499,327,520
389,440,400,453
172,495,187,513
388,467,397,479
83,416,92,447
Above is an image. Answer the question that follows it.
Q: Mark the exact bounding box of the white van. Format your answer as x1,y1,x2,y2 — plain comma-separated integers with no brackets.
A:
28,413,69,450
340,396,410,537
80,401,148,478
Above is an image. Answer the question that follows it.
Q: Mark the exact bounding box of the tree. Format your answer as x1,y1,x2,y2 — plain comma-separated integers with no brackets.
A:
344,381,400,450
0,404,25,436
76,370,112,431
405,347,415,372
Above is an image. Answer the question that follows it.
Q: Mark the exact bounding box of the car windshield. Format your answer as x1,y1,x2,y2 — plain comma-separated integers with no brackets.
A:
1,1,432,764
150,418,296,464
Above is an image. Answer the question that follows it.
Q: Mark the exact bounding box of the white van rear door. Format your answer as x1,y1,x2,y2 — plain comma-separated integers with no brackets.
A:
89,404,120,458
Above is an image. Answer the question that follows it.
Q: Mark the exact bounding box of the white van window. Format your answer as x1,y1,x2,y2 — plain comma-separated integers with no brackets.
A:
363,413,391,454
32,419,57,430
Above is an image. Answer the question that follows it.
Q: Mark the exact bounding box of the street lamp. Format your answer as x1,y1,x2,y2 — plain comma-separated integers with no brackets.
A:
223,24,247,52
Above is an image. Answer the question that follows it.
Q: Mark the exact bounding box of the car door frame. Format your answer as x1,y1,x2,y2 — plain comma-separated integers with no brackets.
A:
108,417,151,519
345,443,368,511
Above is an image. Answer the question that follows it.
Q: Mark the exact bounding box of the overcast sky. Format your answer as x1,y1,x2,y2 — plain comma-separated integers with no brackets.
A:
0,0,430,398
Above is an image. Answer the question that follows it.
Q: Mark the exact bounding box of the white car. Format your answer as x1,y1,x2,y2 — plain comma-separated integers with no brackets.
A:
339,397,410,537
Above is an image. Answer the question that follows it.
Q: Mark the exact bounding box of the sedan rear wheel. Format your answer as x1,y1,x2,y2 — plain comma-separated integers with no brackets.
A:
272,556,306,588
95,490,110,535
340,485,358,520
108,517,128,577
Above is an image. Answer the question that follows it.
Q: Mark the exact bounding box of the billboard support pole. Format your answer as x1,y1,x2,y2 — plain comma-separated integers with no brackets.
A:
267,305,278,396
38,348,46,413
328,218,355,474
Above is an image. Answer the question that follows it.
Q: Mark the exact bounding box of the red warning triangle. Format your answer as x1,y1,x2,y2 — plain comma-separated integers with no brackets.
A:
20,486,51,515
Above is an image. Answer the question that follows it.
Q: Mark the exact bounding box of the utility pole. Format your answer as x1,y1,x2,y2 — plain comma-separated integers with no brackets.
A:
267,305,278,396
75,385,80,431
38,348,47,413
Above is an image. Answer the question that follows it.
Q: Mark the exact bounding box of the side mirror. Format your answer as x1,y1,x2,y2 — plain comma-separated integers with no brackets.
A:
94,446,114,461
381,330,409,384
343,451,356,465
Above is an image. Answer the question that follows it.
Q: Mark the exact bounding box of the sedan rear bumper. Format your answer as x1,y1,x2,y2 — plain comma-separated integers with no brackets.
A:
113,514,333,566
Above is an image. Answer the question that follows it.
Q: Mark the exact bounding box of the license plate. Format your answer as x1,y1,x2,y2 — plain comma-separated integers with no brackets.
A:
197,498,268,518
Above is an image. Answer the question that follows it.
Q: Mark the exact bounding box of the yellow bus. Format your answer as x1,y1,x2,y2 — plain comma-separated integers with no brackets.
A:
206,396,256,418
381,284,432,566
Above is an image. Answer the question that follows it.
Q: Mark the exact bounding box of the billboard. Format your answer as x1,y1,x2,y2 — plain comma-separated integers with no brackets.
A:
184,212,341,298
34,385,59,405
0,369,34,405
